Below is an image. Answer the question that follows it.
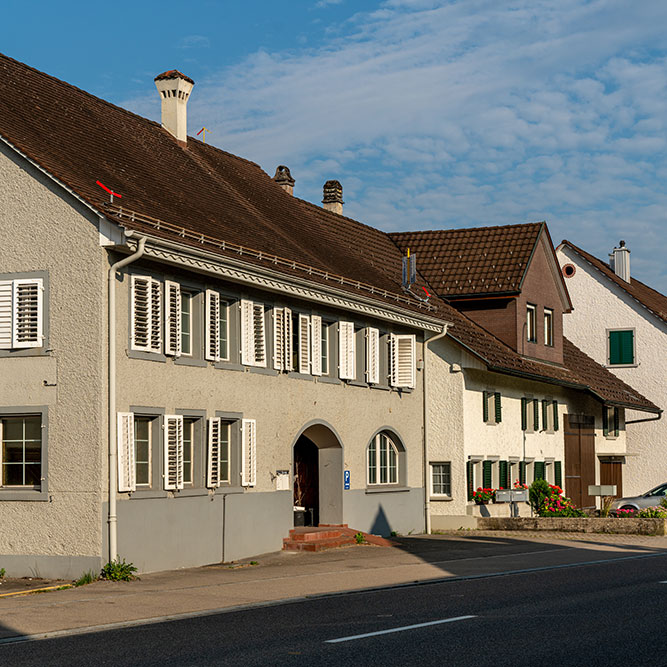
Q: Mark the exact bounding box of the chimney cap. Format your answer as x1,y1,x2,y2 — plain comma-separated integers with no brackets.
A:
154,70,195,85
619,239,626,248
322,179,343,204
273,165,295,187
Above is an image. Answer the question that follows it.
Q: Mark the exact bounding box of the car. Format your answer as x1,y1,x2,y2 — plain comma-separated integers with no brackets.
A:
610,482,667,512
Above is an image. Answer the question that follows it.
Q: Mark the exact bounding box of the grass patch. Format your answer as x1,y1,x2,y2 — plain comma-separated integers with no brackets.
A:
75,570,98,587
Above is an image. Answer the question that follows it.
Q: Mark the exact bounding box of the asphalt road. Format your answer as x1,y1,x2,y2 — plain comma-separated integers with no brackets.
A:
3,552,666,666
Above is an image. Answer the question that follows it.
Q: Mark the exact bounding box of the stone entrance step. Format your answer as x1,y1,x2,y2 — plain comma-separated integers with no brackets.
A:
282,525,395,552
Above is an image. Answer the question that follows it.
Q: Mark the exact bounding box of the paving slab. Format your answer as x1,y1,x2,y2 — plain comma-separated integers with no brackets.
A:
1,532,666,641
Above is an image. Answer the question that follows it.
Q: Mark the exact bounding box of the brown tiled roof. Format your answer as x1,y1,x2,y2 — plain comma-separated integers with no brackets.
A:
560,240,667,323
154,70,194,84
0,53,657,413
389,223,543,298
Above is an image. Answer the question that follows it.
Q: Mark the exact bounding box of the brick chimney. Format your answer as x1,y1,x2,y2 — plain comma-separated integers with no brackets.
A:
273,165,295,195
322,180,343,215
154,70,194,145
610,240,631,283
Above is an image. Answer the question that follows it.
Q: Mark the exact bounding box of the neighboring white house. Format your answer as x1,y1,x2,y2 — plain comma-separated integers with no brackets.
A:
556,240,666,497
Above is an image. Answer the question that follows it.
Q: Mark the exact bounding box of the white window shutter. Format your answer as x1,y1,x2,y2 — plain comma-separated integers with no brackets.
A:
311,315,322,376
338,321,355,380
131,276,150,351
163,415,184,490
0,280,13,350
273,307,285,370
164,281,181,357
253,304,266,367
240,299,254,365
205,290,221,362
284,308,293,371
366,327,380,384
117,412,136,492
391,334,416,388
241,419,257,487
207,417,221,488
149,279,162,354
298,314,311,374
11,278,43,349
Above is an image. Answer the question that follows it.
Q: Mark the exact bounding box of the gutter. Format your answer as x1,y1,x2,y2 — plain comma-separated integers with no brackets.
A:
625,412,662,425
108,233,146,563
422,324,450,534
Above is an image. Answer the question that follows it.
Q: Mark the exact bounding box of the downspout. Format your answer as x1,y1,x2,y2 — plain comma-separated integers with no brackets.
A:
108,233,146,563
422,324,450,535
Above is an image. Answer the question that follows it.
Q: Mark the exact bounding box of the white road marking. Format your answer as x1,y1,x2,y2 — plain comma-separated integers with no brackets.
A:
325,615,476,643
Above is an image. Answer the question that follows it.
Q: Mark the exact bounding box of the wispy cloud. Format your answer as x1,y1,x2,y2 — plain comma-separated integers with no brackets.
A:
125,1,667,290
179,35,210,49
315,0,344,7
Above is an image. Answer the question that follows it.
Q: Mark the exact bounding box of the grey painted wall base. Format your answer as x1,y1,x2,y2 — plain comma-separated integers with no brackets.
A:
0,554,103,579
344,488,424,536
224,490,292,562
430,514,477,531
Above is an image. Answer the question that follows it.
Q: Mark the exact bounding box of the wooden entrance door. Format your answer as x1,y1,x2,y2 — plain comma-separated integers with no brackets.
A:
564,414,596,509
600,460,623,498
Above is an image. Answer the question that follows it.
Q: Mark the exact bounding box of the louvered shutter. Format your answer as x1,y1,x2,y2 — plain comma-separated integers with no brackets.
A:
284,308,293,371
466,460,474,501
521,398,528,431
0,280,14,349
131,276,150,351
482,391,489,422
207,417,221,488
273,308,285,370
366,327,380,384
552,401,559,431
338,321,355,380
533,399,539,431
499,460,509,489
534,461,545,480
298,314,311,374
542,399,549,430
149,279,162,354
613,407,620,437
482,461,492,488
12,279,43,348
494,392,502,423
311,315,322,376
164,281,181,357
554,461,563,488
205,290,221,362
391,334,416,388
519,461,526,485
253,304,266,367
163,415,184,490
241,419,257,487
602,407,609,436
240,299,254,365
117,412,136,492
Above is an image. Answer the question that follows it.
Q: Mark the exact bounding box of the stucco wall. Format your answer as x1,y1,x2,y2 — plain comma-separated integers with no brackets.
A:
557,246,666,496
0,146,107,567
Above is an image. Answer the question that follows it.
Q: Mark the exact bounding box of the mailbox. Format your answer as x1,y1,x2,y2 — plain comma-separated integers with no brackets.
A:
588,485,617,496
495,489,528,503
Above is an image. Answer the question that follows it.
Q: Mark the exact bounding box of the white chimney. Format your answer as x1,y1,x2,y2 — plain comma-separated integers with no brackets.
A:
611,240,631,282
154,70,194,145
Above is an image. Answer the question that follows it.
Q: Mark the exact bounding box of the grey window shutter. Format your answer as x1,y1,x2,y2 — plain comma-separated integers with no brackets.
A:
494,392,502,423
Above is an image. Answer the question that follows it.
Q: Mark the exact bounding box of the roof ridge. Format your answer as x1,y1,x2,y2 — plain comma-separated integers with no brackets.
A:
389,221,545,237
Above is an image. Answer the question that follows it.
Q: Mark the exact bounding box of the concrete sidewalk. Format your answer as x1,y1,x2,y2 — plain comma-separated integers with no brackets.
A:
1,531,666,642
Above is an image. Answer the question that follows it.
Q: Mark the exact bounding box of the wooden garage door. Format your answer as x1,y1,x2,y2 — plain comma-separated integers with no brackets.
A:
600,460,623,498
564,414,596,509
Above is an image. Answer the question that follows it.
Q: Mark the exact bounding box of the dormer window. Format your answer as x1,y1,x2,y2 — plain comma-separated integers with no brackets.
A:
544,308,554,347
526,304,537,343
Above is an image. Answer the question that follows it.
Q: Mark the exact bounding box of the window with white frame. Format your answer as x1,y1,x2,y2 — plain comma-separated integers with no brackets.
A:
389,334,416,388
182,418,196,485
544,308,554,347
219,299,229,361
0,415,42,487
180,291,193,356
431,462,451,497
131,276,162,353
207,418,231,488
0,278,44,350
482,391,502,424
526,304,537,343
134,416,153,487
205,291,230,363
320,321,330,375
240,300,266,367
367,432,399,485
607,329,635,366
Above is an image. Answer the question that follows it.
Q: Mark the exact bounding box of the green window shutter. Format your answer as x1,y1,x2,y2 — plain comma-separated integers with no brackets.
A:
554,461,562,488
494,392,502,423
499,460,509,489
466,461,474,501
602,407,609,436
521,398,527,431
483,461,492,488
552,401,559,431
533,400,540,431
482,391,489,422
542,400,548,429
613,408,620,437
519,461,526,485
609,330,634,365
534,461,545,480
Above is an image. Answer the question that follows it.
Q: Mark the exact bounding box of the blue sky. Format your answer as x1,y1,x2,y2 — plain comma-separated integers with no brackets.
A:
2,0,666,291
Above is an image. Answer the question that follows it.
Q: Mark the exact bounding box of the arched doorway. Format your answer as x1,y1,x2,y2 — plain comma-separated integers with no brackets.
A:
292,422,343,527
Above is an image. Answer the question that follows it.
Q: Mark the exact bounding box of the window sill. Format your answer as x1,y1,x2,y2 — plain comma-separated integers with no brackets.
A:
430,495,453,501
174,356,208,368
348,380,368,388
365,486,410,494
0,489,49,501
606,363,638,369
484,421,500,426
0,348,49,358
371,383,391,391
215,361,244,372
316,376,341,385
248,366,279,376
287,372,315,381
127,350,167,363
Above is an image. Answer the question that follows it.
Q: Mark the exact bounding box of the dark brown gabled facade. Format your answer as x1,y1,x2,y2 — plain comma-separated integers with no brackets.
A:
390,222,572,365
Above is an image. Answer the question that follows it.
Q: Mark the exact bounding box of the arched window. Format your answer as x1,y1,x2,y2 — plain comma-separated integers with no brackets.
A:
367,432,400,485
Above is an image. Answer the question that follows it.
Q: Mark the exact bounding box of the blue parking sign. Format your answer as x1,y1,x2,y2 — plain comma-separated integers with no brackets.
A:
344,470,350,490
